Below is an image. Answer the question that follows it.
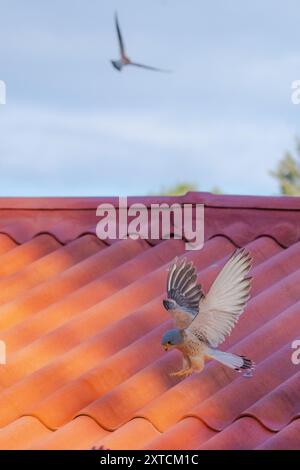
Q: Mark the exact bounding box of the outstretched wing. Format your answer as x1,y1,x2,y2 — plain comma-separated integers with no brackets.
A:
166,257,204,327
129,62,171,73
115,12,126,58
187,249,252,347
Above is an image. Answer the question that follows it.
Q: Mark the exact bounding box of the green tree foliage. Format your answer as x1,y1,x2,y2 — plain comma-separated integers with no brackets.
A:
271,141,300,195
161,182,198,196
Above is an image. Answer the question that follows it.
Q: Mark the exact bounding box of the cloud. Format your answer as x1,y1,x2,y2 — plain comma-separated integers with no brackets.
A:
0,103,294,195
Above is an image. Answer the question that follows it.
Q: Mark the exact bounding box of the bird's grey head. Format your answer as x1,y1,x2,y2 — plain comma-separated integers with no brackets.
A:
163,299,177,311
161,328,184,351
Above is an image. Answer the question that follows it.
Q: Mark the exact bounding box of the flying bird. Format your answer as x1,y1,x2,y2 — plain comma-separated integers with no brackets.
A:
111,13,170,73
162,249,255,378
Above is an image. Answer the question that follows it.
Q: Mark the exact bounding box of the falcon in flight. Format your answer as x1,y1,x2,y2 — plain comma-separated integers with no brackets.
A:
162,249,255,377
111,12,170,73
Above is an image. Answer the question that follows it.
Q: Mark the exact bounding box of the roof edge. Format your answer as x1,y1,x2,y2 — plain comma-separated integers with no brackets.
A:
0,193,299,210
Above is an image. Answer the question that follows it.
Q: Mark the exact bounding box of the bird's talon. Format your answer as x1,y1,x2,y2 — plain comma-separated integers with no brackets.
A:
169,371,180,377
170,368,193,378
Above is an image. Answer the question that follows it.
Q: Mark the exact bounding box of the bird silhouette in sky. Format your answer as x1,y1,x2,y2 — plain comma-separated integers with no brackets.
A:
111,12,171,73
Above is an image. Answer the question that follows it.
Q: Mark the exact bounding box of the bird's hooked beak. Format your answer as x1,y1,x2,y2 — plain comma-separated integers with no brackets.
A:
163,299,174,311
163,344,169,351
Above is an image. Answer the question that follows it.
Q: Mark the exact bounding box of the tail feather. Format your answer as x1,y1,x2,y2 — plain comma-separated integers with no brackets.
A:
238,355,254,371
207,348,255,374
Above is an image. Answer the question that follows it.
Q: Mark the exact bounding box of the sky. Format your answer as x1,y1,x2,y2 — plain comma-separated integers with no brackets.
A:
0,0,299,196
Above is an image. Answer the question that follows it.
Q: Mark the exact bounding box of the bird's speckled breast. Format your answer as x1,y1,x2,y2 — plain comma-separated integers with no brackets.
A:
178,331,206,357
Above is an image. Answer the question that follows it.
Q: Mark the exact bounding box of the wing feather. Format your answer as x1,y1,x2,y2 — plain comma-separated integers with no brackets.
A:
165,257,204,327
130,62,171,73
187,249,252,347
115,12,126,58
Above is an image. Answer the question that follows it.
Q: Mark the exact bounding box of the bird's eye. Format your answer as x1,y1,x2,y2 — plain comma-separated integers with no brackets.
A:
167,341,171,345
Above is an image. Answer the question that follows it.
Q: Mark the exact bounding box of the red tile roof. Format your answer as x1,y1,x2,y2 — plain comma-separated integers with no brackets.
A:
0,193,299,450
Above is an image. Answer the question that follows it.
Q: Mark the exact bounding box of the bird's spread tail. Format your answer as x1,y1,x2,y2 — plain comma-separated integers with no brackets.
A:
207,348,255,376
